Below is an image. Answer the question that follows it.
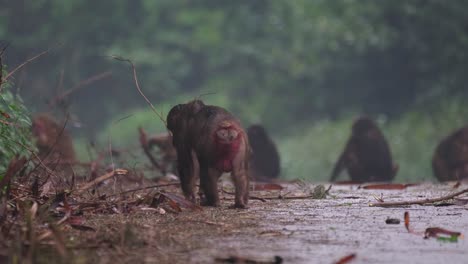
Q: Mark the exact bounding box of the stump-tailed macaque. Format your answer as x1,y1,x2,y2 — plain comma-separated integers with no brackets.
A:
330,117,397,182
167,100,250,208
432,126,468,181
32,113,76,164
247,124,280,181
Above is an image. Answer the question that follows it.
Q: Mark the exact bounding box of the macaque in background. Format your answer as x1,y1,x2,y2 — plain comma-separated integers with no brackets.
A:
432,126,468,181
145,131,177,174
247,124,280,181
330,116,398,183
32,113,76,164
167,100,250,208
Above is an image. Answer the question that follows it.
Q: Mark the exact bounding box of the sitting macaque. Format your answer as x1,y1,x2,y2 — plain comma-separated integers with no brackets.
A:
167,100,250,208
432,126,468,181
139,128,177,175
247,124,280,181
330,116,397,183
32,113,76,164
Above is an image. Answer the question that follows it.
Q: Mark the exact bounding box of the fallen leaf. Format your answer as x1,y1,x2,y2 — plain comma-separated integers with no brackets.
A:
160,192,203,211
404,212,410,232
334,253,356,264
252,183,284,191
424,227,461,239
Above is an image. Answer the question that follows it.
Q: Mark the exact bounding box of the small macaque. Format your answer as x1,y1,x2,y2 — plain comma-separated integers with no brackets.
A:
31,113,76,164
330,116,398,183
167,100,250,208
139,128,177,175
432,126,468,181
247,124,280,181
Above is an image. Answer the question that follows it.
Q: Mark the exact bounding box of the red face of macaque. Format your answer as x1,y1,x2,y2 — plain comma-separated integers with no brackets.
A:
214,121,242,172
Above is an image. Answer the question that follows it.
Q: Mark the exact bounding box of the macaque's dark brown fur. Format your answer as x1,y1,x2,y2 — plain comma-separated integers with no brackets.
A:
247,124,280,181
32,113,76,164
432,126,468,181
330,117,397,182
167,100,250,208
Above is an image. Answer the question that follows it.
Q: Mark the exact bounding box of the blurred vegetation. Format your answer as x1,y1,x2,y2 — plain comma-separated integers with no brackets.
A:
1,0,468,181
0,69,34,176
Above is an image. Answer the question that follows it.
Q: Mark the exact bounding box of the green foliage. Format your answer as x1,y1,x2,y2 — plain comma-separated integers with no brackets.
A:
0,79,34,176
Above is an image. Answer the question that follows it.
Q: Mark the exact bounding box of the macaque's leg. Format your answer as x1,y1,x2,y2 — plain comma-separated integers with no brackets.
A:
178,150,199,202
200,165,222,207
231,141,249,208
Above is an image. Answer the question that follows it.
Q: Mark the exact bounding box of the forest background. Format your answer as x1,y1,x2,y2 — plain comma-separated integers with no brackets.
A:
2,0,468,182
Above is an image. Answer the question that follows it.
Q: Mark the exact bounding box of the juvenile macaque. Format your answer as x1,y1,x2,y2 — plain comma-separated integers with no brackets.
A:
247,124,280,181
32,113,76,164
167,100,250,208
432,126,468,181
330,116,397,183
139,128,177,174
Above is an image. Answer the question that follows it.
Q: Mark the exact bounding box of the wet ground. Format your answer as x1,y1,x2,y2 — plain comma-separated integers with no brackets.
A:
70,182,468,264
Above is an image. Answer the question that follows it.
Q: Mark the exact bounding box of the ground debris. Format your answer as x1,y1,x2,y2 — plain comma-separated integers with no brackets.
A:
215,255,283,264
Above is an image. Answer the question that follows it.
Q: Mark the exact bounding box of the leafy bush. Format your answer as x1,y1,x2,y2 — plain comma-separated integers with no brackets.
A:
0,76,34,176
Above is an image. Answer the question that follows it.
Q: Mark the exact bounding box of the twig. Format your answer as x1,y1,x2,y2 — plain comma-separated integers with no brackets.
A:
107,182,181,197
4,47,53,81
110,55,166,125
75,169,128,194
48,71,112,107
369,187,468,207
221,189,317,202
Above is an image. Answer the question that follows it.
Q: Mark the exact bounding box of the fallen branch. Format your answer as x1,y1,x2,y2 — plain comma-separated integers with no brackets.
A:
369,187,468,207
107,182,181,197
75,169,128,194
222,189,316,202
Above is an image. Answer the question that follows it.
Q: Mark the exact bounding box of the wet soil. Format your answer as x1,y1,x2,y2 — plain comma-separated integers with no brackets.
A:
67,182,468,264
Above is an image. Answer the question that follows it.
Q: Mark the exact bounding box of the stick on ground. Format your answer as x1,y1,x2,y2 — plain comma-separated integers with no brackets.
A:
369,187,468,207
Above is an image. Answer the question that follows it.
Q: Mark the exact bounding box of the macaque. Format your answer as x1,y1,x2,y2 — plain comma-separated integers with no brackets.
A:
31,113,76,164
141,130,177,174
167,100,250,208
432,126,468,181
247,124,280,181
330,116,397,183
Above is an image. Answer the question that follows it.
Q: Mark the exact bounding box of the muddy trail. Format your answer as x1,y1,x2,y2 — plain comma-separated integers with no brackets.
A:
7,180,464,264
121,184,468,263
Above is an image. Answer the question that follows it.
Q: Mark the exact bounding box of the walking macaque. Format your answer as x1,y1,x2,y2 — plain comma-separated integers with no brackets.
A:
247,124,280,181
32,113,76,164
167,100,250,208
330,116,397,183
432,126,468,181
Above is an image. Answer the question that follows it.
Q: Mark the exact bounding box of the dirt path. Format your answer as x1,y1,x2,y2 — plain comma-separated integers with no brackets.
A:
68,182,468,264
